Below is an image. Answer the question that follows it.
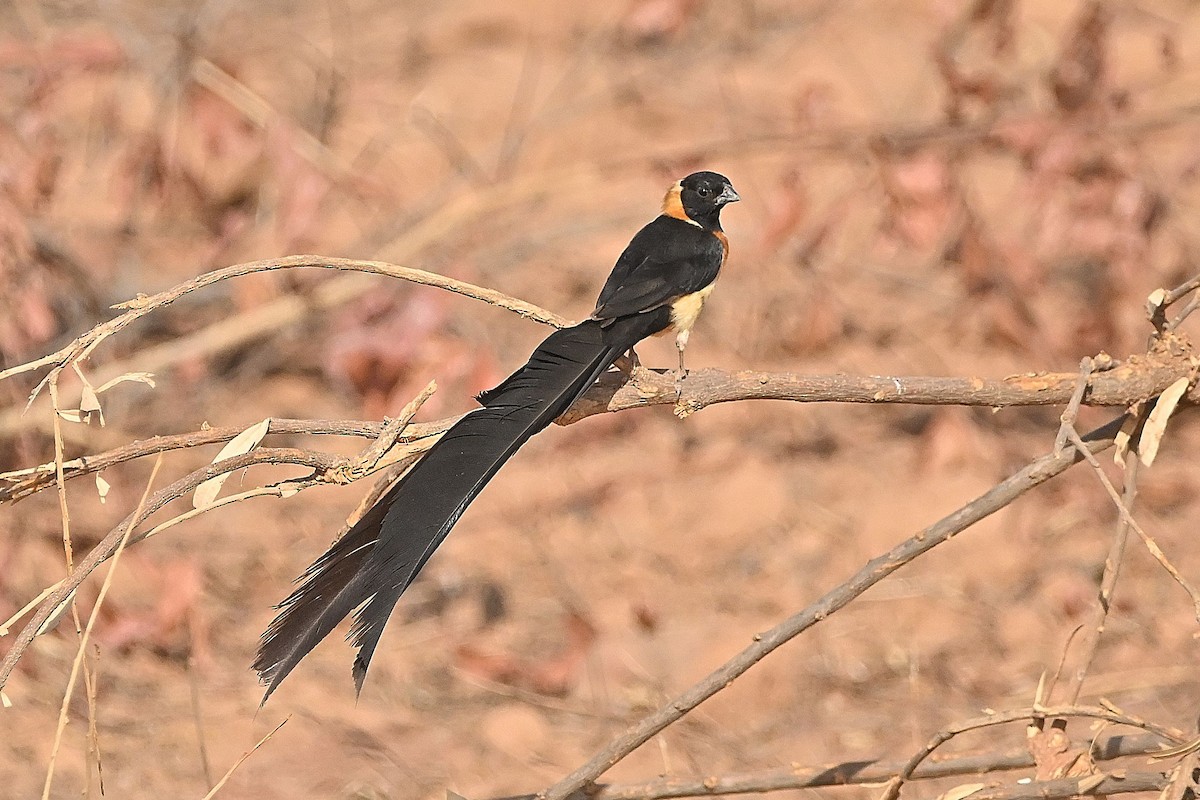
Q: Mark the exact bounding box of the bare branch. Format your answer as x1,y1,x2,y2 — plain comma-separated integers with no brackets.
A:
535,417,1128,800
564,337,1195,423
0,417,449,503
9,339,1194,505
566,732,1168,800
879,705,1184,800
0,447,347,690
0,255,569,402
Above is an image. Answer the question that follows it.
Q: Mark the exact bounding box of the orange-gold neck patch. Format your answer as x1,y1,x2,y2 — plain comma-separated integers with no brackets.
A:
661,182,699,226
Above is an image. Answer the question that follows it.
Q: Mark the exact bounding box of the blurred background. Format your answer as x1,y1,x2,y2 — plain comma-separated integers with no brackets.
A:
3,0,1200,797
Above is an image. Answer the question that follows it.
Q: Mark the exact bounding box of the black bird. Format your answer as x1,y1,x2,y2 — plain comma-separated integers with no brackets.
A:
254,171,739,700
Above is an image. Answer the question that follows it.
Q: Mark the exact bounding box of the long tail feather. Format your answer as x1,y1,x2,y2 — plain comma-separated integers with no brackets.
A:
254,312,669,700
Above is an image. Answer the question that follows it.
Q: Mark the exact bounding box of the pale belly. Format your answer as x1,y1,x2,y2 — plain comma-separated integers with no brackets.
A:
669,283,715,334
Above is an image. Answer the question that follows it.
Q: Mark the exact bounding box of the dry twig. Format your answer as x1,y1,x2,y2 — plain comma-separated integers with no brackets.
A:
0,255,568,402
877,704,1184,800
534,417,1127,800
571,732,1167,800
1059,423,1200,622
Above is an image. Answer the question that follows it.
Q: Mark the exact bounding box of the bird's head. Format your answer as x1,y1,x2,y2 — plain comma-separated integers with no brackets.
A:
663,171,739,230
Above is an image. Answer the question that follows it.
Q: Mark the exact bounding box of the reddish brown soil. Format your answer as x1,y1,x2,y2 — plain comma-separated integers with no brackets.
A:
3,2,1200,799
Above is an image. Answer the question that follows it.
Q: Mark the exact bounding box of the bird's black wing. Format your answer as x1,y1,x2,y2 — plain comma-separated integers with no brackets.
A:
592,216,725,321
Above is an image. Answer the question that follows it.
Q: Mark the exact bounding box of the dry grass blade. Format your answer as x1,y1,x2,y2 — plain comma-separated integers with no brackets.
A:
41,455,163,800
199,717,289,800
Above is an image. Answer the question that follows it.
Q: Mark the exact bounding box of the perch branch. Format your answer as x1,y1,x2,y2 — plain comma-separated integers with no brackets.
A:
8,340,1194,505
534,416,1127,800
564,336,1196,423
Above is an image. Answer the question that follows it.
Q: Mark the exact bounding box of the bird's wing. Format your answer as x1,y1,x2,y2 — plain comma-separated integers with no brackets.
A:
592,217,724,321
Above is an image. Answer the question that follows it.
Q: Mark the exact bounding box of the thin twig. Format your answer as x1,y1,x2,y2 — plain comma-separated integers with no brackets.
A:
1053,357,1096,456
878,704,1183,800
199,717,289,800
42,456,162,800
0,417,448,503
534,417,1127,800
0,448,344,690
0,255,569,395
1059,455,1138,705
561,732,1170,800
341,380,437,478
1061,424,1200,622
188,658,214,790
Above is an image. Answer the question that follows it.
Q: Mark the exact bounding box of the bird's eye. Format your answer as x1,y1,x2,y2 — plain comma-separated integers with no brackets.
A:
696,186,711,197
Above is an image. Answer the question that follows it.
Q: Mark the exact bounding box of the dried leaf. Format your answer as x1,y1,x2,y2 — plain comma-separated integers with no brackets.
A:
1113,401,1142,467
96,473,111,504
193,418,271,509
938,783,986,800
96,372,156,393
1076,774,1108,793
79,382,104,426
79,382,101,413
36,588,78,636
55,408,84,423
0,690,10,708
1139,377,1189,467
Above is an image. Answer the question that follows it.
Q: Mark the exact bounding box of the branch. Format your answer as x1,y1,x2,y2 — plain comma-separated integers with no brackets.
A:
879,705,1184,800
0,255,569,402
563,732,1168,800
564,336,1195,422
535,416,1127,800
0,417,451,503
0,446,352,690
8,340,1192,504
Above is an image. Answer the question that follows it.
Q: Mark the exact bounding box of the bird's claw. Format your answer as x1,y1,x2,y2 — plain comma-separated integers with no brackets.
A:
672,368,688,401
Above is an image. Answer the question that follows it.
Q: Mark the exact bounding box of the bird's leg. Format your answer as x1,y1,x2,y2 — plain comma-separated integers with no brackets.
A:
672,330,690,399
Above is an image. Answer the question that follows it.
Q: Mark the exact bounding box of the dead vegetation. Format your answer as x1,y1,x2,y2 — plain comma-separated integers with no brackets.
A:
3,1,1200,798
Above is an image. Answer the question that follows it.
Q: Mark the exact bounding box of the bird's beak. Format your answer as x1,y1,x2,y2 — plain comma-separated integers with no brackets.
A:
718,185,740,205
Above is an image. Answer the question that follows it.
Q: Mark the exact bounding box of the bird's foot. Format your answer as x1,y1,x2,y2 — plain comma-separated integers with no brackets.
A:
671,367,688,401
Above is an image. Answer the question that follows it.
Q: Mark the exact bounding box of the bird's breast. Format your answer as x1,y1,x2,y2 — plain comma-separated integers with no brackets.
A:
669,283,716,334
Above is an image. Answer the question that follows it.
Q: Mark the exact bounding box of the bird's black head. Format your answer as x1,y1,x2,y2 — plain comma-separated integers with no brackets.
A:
663,171,739,230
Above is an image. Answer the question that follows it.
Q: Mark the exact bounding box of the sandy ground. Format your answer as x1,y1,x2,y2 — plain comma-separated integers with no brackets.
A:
3,1,1200,798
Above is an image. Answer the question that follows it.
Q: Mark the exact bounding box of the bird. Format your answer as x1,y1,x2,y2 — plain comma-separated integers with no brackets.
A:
254,171,739,701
